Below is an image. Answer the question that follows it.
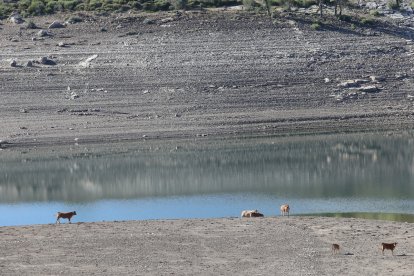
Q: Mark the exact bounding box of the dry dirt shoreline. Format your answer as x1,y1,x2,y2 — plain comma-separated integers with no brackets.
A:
1,10,414,156
1,217,413,275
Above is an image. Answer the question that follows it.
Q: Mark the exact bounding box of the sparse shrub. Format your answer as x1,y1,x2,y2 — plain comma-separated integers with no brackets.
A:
269,0,284,5
45,1,58,13
60,0,81,11
66,15,83,23
26,20,38,28
142,0,170,11
338,14,352,22
88,0,103,10
242,0,255,10
293,0,316,8
171,0,188,9
387,1,399,10
18,0,32,11
311,21,321,30
130,1,143,9
369,9,380,17
350,23,356,30
360,16,374,25
0,3,14,19
28,1,45,15
118,4,131,11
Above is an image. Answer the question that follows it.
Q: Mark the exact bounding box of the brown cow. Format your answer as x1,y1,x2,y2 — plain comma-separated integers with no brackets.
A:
332,243,340,254
56,211,77,224
381,242,397,255
280,204,290,217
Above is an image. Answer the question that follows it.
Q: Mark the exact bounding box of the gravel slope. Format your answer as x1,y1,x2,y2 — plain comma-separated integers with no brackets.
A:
1,10,414,152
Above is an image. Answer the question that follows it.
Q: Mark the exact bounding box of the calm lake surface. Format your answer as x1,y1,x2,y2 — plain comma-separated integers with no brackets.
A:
1,133,414,226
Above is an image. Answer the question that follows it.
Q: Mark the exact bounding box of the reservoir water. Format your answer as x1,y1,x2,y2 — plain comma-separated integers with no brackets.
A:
1,133,414,226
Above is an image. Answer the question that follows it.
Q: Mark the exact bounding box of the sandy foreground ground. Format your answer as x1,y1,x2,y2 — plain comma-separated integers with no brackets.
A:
0,217,413,275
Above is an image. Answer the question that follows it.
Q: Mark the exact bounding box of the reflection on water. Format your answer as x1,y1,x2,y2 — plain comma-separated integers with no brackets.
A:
306,212,414,223
1,133,414,226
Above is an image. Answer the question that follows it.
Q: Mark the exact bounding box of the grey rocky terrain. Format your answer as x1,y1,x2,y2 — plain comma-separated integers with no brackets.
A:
1,7,414,152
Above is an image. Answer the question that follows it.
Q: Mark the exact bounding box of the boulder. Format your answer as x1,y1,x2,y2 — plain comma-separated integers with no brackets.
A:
38,56,56,65
357,85,380,93
70,92,79,99
79,54,98,68
143,18,155,25
369,75,385,82
337,80,360,88
10,60,17,67
48,21,65,29
9,13,24,24
0,140,10,148
37,30,51,37
65,16,82,24
365,2,378,9
337,79,369,88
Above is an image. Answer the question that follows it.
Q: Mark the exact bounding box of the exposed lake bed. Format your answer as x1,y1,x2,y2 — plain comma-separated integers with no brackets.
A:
1,216,414,275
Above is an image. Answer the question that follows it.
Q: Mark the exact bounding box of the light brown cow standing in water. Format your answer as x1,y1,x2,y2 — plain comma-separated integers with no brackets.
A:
280,204,290,217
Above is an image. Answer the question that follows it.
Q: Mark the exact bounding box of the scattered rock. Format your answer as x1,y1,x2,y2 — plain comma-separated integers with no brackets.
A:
48,21,65,29
346,92,358,100
407,94,414,100
70,91,79,99
57,42,66,47
143,18,155,25
369,75,385,82
10,60,17,67
365,2,378,9
9,13,24,24
26,21,38,29
0,140,10,148
357,85,380,93
395,72,408,80
19,108,27,113
37,30,51,37
79,54,98,68
324,78,330,83
160,17,174,24
143,90,149,94
26,60,33,67
38,56,56,65
65,16,82,24
337,80,360,88
337,79,369,88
